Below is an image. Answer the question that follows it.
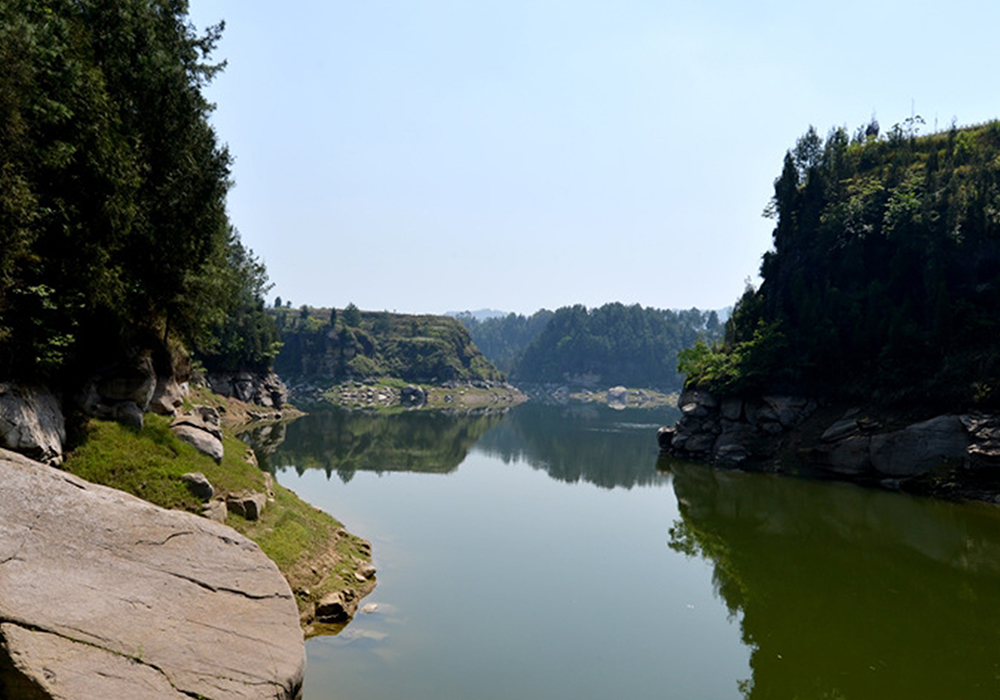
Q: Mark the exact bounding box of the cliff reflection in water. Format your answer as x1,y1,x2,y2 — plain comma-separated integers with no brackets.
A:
665,458,1000,699
474,403,679,489
240,406,506,481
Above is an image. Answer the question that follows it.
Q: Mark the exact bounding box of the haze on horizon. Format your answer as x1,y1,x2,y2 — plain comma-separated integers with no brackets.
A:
189,0,1000,317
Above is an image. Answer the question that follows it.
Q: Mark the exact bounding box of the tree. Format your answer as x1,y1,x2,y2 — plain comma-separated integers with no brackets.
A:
343,303,362,327
0,0,246,380
275,296,282,308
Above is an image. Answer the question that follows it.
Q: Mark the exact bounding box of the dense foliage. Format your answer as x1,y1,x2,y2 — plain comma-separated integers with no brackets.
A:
683,119,1000,407
272,307,503,384
453,309,555,374
0,0,278,381
506,302,722,390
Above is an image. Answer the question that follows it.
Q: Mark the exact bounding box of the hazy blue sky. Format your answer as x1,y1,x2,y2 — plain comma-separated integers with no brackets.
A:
188,0,1000,315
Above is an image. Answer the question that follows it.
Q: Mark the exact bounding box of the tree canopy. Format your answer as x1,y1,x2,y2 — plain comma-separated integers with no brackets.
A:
0,0,278,380
682,119,1000,407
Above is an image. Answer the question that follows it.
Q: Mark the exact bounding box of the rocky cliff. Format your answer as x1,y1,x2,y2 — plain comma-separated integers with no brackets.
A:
0,448,305,700
659,389,1000,501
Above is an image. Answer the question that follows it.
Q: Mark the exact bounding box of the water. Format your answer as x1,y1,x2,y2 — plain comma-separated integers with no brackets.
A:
249,403,1000,700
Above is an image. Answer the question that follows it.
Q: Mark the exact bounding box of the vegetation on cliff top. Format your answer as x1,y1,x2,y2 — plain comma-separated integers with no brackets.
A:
0,0,279,383
271,305,503,384
681,118,1000,408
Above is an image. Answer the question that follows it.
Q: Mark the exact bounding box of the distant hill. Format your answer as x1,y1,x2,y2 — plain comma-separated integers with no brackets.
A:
445,309,508,322
455,303,723,390
271,306,503,385
453,309,555,374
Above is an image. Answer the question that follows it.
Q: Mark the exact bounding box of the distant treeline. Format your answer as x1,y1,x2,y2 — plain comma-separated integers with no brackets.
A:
0,1,279,381
454,303,724,390
682,118,1000,408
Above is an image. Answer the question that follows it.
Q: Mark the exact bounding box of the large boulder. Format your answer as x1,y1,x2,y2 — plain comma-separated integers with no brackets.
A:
0,448,305,700
868,415,969,477
0,384,65,466
172,407,224,463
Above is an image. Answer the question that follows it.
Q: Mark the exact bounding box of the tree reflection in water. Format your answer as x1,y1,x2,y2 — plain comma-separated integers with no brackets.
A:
664,458,1000,700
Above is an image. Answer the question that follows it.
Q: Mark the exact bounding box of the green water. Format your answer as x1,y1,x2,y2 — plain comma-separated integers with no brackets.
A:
252,403,1000,700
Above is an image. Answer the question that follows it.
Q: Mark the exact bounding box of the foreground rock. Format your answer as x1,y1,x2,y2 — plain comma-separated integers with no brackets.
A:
0,449,304,700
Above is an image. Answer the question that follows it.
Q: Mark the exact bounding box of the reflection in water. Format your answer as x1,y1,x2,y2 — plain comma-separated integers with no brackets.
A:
240,406,507,481
665,458,1000,699
474,402,679,489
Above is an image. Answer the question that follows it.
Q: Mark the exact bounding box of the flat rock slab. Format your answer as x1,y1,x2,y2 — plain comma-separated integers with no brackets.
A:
0,449,304,700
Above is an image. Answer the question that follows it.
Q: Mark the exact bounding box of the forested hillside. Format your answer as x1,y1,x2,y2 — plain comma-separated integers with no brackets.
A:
453,309,555,373
682,119,1000,408
0,0,278,384
272,305,503,384
478,303,722,390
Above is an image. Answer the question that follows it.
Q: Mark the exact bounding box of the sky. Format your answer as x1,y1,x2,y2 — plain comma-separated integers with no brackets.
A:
187,0,1000,316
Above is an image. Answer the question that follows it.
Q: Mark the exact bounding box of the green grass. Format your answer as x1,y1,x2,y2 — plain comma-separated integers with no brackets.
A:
65,415,265,510
62,411,371,621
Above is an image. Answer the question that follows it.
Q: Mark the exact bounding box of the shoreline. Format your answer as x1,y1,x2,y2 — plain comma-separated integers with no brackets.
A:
659,389,1000,506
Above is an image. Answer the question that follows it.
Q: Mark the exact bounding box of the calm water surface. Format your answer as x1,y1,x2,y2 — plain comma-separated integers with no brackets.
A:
250,403,1000,700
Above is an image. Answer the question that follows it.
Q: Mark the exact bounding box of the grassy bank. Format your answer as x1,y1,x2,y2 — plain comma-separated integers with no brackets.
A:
63,408,373,632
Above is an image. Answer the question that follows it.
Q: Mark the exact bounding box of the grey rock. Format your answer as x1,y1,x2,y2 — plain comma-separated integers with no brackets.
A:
869,415,968,477
0,384,65,466
95,356,156,411
720,398,743,421
762,396,815,428
115,401,145,430
150,376,185,416
678,389,718,410
759,421,785,436
807,435,872,475
822,418,860,443
315,589,361,624
0,449,305,700
716,443,749,465
172,425,224,464
657,426,676,451
181,472,214,501
207,372,289,409
684,432,717,454
227,492,267,521
201,500,228,523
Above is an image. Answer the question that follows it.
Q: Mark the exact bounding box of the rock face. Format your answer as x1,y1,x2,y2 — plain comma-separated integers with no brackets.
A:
0,448,305,700
663,390,817,467
661,389,999,489
207,372,288,409
0,385,65,466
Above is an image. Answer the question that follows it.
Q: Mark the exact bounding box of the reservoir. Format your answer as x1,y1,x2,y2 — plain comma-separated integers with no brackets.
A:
248,402,1000,700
